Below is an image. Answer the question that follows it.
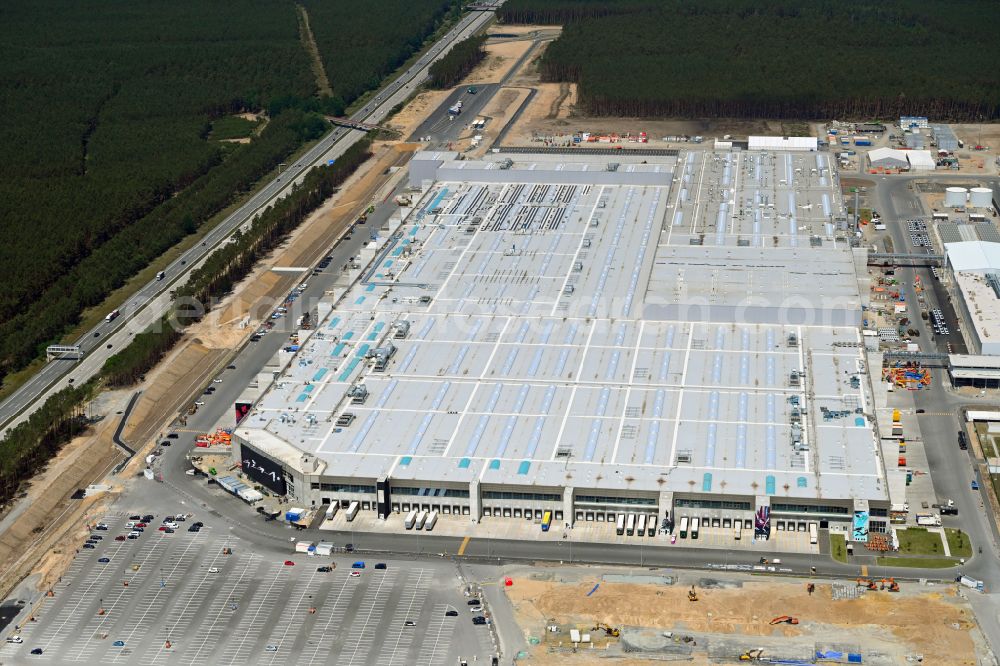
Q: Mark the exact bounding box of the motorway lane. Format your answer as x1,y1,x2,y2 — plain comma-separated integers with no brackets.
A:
0,5,502,435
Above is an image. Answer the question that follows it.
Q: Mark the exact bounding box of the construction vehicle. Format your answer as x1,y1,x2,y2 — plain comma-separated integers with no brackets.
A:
592,623,620,637
881,578,900,592
857,577,877,590
740,648,765,661
687,586,699,602
769,616,799,625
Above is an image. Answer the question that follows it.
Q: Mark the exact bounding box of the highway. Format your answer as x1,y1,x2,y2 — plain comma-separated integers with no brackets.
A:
0,3,503,436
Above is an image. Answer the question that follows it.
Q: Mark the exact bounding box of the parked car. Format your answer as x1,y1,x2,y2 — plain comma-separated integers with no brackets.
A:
349,571,362,578
374,563,387,570
317,566,332,573
30,648,43,655
469,606,483,612
472,616,486,625
115,535,126,541
127,534,139,540
83,544,95,549
112,640,125,647
5,636,22,643
98,558,110,563
284,560,295,566
467,599,481,605
95,523,109,531
972,480,980,490
208,567,220,574
445,610,458,617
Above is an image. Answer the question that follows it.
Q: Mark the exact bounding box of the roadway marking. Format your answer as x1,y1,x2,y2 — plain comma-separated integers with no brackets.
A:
458,536,471,556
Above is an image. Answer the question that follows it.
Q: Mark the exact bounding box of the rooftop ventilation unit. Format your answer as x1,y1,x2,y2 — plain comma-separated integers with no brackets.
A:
336,412,356,427
370,342,398,371
348,384,369,404
606,163,620,172
676,452,692,464
498,158,513,170
391,320,410,339
789,370,801,387
787,333,799,347
581,238,592,248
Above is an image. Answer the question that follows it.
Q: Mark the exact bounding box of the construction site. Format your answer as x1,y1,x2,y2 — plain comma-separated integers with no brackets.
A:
503,567,985,665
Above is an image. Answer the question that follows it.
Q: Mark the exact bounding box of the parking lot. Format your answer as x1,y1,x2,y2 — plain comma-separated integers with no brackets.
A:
3,511,490,665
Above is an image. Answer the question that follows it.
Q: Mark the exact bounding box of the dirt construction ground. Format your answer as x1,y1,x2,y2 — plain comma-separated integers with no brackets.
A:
506,575,982,665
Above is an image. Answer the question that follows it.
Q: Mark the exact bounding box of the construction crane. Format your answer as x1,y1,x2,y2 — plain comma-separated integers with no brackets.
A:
592,622,620,637
687,586,699,602
769,616,799,625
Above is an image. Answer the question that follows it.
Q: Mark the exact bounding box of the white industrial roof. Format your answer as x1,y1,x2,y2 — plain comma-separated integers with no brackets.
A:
748,136,818,151
945,241,1000,272
906,150,936,170
236,150,884,502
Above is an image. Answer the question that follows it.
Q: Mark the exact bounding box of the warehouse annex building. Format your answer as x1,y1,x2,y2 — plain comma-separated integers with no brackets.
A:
233,149,890,540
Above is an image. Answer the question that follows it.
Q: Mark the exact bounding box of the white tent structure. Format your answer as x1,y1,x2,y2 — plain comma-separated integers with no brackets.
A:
867,147,909,170
905,150,936,171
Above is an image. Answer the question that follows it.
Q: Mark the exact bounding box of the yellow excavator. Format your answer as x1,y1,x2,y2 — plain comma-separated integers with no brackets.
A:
740,648,764,661
687,586,699,602
592,622,620,637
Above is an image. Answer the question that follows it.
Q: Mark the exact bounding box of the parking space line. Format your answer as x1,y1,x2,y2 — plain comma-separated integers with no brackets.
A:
101,529,210,663
458,536,471,556
142,535,237,665
380,568,432,666
179,552,260,665
216,561,292,665
415,604,457,666
340,569,398,666
260,569,324,663
299,572,360,666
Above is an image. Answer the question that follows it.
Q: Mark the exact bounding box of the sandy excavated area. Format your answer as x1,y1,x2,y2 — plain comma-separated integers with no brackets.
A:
507,578,978,666
386,90,451,139
465,38,537,85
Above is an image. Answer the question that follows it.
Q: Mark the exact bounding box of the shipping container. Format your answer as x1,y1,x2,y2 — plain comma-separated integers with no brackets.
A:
691,517,700,539
541,511,552,532
325,503,338,520
615,514,625,535
295,541,314,553
425,511,439,531
404,510,417,530
315,542,333,556
626,514,636,536
648,515,657,537
679,516,689,539
636,514,647,537
414,510,427,530
734,523,742,540
809,523,818,544
345,501,360,522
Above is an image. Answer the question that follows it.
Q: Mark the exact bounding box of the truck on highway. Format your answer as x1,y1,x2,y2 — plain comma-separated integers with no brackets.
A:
448,104,462,116
105,309,120,323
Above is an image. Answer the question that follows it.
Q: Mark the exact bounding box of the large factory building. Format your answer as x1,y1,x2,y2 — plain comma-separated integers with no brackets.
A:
233,148,890,539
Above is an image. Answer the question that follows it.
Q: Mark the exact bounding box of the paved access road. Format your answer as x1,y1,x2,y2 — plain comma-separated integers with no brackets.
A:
0,3,504,436
5,512,486,665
